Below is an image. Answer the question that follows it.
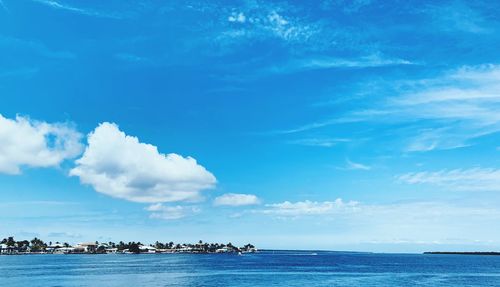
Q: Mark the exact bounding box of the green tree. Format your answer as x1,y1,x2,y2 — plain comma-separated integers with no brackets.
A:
17,240,30,251
97,245,106,253
30,237,46,252
154,241,164,249
117,241,125,251
129,243,140,254
6,237,15,247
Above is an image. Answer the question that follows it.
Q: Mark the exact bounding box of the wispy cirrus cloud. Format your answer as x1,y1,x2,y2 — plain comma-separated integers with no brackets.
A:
0,67,39,78
0,0,9,12
321,0,373,14
383,65,500,151
287,137,350,147
254,198,500,247
214,4,322,47
0,35,75,59
33,0,86,13
397,167,500,192
279,64,500,151
345,159,371,171
266,54,413,74
146,203,200,220
257,199,500,220
273,119,339,135
194,0,372,55
32,0,123,19
114,53,150,63
0,201,78,207
425,1,494,34
258,199,359,217
47,231,82,239
214,193,260,206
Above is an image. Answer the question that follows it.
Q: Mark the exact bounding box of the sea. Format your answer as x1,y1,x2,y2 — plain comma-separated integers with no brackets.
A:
1,250,500,286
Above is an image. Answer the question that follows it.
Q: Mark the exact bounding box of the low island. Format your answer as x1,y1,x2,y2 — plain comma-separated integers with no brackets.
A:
424,252,500,255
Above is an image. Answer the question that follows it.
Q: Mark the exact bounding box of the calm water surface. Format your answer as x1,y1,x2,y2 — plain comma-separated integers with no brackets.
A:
1,251,500,286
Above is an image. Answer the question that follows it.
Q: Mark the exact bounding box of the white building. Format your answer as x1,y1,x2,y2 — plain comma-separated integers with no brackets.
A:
0,244,16,254
46,243,65,253
105,248,118,254
215,247,231,253
53,247,75,254
139,245,157,253
74,242,98,253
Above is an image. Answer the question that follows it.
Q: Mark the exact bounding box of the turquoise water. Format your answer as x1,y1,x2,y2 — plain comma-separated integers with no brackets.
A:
1,251,500,286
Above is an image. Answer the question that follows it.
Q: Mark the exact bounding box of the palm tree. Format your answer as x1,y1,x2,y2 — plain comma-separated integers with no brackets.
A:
129,243,140,254
7,237,15,247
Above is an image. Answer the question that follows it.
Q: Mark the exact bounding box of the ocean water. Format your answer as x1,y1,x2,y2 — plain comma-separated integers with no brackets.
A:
1,251,500,286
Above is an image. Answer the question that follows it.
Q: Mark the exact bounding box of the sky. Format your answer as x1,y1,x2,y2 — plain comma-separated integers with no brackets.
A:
0,0,499,253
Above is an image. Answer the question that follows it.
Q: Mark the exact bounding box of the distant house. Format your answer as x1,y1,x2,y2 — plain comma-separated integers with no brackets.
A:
156,248,175,253
53,247,75,254
177,245,193,253
105,248,118,254
0,244,7,254
0,244,17,255
46,243,65,253
215,247,231,253
139,245,157,253
243,247,257,253
75,242,98,253
22,246,32,254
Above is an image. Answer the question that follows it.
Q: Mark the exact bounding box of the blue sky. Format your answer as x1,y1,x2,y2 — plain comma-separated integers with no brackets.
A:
1,0,500,252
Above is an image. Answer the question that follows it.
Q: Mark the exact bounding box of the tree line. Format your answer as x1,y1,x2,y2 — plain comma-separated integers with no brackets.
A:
1,236,256,254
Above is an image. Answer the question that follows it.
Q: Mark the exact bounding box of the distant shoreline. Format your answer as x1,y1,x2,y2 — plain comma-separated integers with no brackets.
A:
1,236,257,255
424,252,500,256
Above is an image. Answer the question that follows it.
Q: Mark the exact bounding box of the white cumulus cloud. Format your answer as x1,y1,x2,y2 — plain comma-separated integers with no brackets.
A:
0,114,83,174
70,122,216,203
214,193,260,206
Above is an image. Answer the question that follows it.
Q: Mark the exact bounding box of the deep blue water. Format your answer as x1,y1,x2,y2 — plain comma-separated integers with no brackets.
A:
1,251,500,286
